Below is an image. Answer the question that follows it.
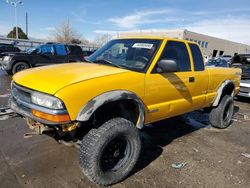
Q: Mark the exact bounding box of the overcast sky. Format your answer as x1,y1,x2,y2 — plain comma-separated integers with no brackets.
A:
0,0,250,44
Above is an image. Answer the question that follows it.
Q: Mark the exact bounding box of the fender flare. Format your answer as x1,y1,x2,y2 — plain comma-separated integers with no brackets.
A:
76,90,145,129
212,80,235,107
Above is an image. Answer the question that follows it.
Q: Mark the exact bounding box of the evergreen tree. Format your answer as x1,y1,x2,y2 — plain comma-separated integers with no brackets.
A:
7,27,28,39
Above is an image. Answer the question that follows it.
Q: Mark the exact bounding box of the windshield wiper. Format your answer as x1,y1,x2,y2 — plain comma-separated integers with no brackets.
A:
92,59,123,68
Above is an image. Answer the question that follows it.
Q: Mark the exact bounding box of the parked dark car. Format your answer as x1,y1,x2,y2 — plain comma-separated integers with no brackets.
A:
0,43,84,74
230,54,250,78
230,54,250,98
0,43,20,58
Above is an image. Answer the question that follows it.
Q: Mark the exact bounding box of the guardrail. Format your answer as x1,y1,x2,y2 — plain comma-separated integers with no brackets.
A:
0,37,98,51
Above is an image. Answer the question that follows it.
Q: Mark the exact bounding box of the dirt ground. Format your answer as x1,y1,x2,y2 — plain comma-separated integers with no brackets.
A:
0,69,249,188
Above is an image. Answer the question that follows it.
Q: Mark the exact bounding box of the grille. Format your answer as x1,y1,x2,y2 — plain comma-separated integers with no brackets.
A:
12,83,31,104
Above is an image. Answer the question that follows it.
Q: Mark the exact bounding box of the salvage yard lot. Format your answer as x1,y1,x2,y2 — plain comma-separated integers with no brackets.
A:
0,69,249,188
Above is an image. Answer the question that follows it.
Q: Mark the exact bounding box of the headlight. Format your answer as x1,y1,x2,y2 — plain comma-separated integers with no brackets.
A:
3,56,12,61
31,92,64,109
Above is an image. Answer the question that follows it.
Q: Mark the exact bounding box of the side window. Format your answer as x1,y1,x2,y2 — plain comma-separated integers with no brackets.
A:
6,46,15,51
189,43,204,71
68,46,82,55
5,46,11,51
201,41,205,48
159,41,191,72
41,45,54,55
55,44,67,55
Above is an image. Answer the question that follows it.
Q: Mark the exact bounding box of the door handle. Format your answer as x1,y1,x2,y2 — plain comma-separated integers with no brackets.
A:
189,77,195,82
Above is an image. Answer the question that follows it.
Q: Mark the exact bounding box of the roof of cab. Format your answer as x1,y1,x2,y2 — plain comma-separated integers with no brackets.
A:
117,35,197,44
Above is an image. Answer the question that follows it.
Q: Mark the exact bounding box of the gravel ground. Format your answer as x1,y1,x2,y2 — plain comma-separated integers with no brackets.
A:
0,69,249,188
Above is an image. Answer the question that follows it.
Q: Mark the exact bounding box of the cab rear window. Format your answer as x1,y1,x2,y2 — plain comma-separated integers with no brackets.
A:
189,43,204,71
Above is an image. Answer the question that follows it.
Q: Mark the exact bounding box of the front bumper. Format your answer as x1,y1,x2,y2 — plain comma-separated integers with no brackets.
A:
238,82,250,98
0,60,14,71
9,82,71,125
9,96,70,125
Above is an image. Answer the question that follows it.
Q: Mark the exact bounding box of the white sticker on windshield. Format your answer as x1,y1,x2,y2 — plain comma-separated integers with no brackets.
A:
132,43,154,49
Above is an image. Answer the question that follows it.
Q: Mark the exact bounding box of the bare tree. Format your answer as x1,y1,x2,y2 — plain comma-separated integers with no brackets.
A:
93,34,113,47
53,19,80,43
81,38,92,45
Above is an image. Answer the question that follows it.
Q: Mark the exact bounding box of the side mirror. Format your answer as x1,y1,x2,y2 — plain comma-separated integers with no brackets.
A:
157,59,179,72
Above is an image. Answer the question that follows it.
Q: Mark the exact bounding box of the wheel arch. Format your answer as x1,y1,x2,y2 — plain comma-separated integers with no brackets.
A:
212,80,235,107
76,90,145,129
12,60,31,69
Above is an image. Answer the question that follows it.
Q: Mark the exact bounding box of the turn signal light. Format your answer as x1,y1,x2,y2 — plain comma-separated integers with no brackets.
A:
32,109,70,123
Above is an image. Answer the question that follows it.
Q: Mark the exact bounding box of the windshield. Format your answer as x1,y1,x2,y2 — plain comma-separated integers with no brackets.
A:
88,39,162,72
230,55,250,73
26,47,37,54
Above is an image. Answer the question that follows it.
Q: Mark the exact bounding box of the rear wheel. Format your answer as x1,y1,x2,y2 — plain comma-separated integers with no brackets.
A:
79,118,141,186
209,95,234,129
12,62,29,74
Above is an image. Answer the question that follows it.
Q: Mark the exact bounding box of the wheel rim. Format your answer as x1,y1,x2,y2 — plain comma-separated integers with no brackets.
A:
100,136,131,172
16,64,28,72
223,102,233,123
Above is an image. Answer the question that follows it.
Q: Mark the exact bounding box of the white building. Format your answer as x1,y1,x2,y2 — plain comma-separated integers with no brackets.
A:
118,29,250,58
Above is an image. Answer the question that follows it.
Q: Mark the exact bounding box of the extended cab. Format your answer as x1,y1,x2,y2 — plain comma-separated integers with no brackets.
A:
9,37,241,186
1,43,83,74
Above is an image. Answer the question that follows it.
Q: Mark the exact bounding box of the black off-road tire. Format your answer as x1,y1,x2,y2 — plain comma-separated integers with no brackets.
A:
79,118,141,186
209,95,234,129
12,62,29,74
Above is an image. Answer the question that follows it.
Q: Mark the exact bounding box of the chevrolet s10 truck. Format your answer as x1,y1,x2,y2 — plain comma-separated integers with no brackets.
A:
9,37,241,186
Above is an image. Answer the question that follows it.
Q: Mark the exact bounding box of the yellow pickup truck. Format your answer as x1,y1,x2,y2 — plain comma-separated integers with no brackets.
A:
9,37,241,186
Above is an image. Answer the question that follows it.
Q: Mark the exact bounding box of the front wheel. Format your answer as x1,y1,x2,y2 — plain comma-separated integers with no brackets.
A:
12,62,29,74
209,95,234,129
79,118,141,186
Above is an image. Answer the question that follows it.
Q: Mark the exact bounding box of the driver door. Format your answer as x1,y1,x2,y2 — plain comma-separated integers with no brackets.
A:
144,40,196,123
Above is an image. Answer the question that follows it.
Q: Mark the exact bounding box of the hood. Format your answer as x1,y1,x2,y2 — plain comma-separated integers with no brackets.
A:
2,52,27,56
13,63,129,94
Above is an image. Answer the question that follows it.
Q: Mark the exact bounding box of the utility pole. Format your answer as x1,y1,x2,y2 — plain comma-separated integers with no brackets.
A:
6,0,23,39
26,12,28,38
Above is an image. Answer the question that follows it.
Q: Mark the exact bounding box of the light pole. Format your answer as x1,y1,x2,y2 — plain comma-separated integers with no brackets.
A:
6,0,23,39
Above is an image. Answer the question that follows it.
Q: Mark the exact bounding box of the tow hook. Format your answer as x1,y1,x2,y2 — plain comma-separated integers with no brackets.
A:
24,118,53,138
